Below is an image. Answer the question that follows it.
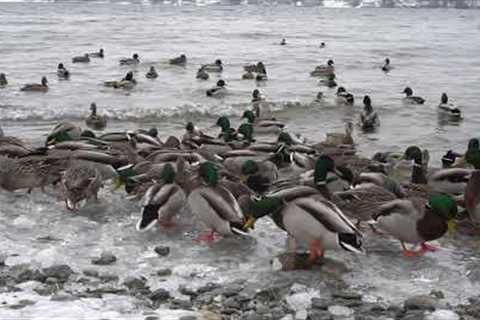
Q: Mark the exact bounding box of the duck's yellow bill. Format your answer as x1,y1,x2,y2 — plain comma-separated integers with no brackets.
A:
112,177,124,191
240,175,248,183
447,220,457,236
243,215,256,230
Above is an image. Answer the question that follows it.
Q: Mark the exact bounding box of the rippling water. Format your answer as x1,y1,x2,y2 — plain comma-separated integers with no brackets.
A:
1,3,480,318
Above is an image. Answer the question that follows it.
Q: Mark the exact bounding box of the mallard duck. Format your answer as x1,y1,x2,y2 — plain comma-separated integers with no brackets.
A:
72,54,90,63
336,87,354,105
370,194,457,257
145,66,158,79
206,80,227,97
57,63,70,79
325,122,354,146
223,158,278,194
319,73,337,88
62,161,103,211
187,161,246,240
21,77,48,92
120,53,140,65
242,110,284,134
360,96,379,131
243,193,364,263
438,93,461,118
89,48,104,58
402,87,425,104
46,122,84,145
0,73,8,86
320,42,326,48
85,103,107,131
381,58,392,72
196,68,209,80
169,54,187,66
201,59,223,73
255,62,267,81
136,163,187,231
465,170,480,225
310,59,335,77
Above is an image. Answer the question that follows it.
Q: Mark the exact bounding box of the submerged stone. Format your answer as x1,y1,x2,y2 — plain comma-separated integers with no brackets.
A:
404,295,436,311
92,252,117,265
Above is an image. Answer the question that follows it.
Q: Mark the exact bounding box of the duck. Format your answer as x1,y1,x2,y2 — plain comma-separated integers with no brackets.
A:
313,92,323,103
145,66,158,79
360,95,379,130
0,73,7,87
242,71,255,80
196,68,209,80
57,63,70,79
324,121,354,146
370,194,457,257
89,48,104,58
72,54,90,63
46,122,84,145
464,170,480,225
206,80,227,97
201,59,223,73
85,103,107,131
255,62,268,81
441,150,462,168
336,87,354,105
463,138,480,169
242,190,364,263
402,87,425,104
310,59,335,77
115,71,137,89
381,58,392,72
280,38,287,46
242,110,284,134
438,93,461,118
61,161,103,211
187,161,247,240
136,162,187,231
120,53,140,66
169,54,187,66
320,42,326,48
319,73,337,88
21,77,48,92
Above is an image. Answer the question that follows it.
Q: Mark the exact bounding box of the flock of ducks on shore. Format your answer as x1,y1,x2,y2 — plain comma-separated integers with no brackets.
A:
0,44,475,266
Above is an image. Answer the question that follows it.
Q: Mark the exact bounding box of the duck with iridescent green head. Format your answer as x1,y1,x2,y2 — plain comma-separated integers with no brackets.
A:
242,110,284,134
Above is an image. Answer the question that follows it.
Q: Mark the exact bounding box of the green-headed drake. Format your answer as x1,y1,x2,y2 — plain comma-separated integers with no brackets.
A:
242,110,284,134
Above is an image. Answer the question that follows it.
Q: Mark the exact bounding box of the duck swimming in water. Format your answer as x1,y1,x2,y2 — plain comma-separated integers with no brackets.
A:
336,87,354,105
120,53,140,66
89,48,104,58
310,59,335,77
360,95,379,130
201,59,223,73
280,38,287,46
242,71,255,80
72,54,90,63
196,68,209,80
320,42,326,48
0,73,7,87
85,102,107,131
319,73,337,88
145,66,158,79
21,76,48,92
255,62,268,81
169,54,187,66
57,63,70,79
402,87,425,104
381,58,392,72
438,93,461,118
206,80,227,97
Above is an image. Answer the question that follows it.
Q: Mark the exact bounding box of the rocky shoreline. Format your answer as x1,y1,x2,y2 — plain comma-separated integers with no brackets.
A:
1,251,479,320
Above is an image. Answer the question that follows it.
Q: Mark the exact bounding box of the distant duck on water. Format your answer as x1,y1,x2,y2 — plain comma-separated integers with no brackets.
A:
438,93,461,118
201,59,223,73
206,80,227,97
120,53,140,66
196,68,209,80
336,87,354,105
0,73,7,87
169,54,187,66
381,58,392,72
402,87,425,104
360,95,379,130
21,76,48,92
57,63,70,79
146,66,158,79
311,59,335,77
89,48,104,58
280,38,287,46
85,102,107,131
72,54,90,63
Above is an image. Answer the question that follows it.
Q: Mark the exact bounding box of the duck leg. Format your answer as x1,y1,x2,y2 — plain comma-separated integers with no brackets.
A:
308,239,325,265
420,242,438,252
401,241,421,257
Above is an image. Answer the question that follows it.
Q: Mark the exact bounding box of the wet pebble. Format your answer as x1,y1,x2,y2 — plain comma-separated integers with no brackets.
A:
154,246,170,257
92,251,117,265
170,298,193,310
50,293,78,302
144,316,159,320
9,264,46,283
430,290,445,299
404,295,437,311
306,310,333,320
402,310,426,320
311,298,330,310
149,288,171,302
426,310,460,320
179,285,197,297
99,273,119,283
197,282,220,294
156,268,172,277
9,299,36,309
332,291,362,300
83,269,99,277
41,264,73,282
123,276,148,290
328,305,354,317
179,316,197,320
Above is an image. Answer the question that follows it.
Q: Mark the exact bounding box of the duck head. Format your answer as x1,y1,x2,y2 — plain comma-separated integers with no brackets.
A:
242,196,284,230
277,131,293,146
124,71,134,81
133,53,139,60
316,92,323,100
41,76,48,86
149,66,156,73
428,193,457,234
242,160,259,176
217,79,226,87
99,48,104,55
280,38,286,45
403,87,413,97
242,110,256,124
385,58,390,65
441,93,448,104
314,155,336,186
215,59,222,66
90,102,97,115
147,127,158,138
466,138,480,169
0,73,6,84
199,161,219,187
252,89,260,99
216,116,230,132
186,122,195,133
113,164,136,191
404,145,427,184
337,87,346,94
58,63,65,69
237,123,254,142
327,59,334,66
468,138,479,151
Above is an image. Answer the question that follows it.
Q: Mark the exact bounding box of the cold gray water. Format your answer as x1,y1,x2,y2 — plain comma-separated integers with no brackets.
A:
1,2,480,319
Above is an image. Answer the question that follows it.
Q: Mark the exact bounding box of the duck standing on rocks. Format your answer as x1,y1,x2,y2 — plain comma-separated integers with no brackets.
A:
381,58,392,72
0,73,7,87
402,87,425,104
438,93,461,118
85,103,107,131
169,54,187,66
21,77,48,92
72,54,90,63
360,95,379,130
89,48,104,58
57,63,70,79
201,59,223,73
145,66,158,79
206,80,227,97
120,53,140,66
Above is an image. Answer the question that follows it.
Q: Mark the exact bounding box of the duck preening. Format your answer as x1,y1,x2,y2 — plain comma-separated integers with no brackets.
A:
336,87,354,105
360,95,379,130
